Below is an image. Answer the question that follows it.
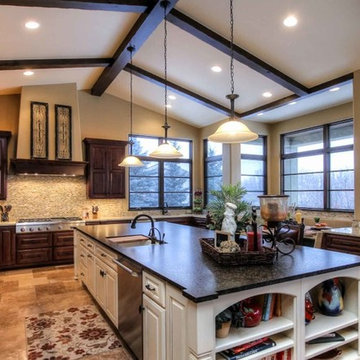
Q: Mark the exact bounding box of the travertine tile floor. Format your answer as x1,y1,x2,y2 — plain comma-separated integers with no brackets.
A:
0,265,130,360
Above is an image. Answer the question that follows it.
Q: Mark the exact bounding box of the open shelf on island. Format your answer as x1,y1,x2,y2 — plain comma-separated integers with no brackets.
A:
305,327,358,359
215,316,293,353
305,310,358,342
340,344,359,360
216,333,293,360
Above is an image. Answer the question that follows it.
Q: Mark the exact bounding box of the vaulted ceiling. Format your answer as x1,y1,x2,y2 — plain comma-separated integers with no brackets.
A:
0,0,358,127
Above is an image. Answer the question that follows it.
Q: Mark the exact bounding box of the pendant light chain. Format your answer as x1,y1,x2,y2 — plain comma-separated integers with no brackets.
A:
129,46,134,155
230,0,234,96
163,1,170,141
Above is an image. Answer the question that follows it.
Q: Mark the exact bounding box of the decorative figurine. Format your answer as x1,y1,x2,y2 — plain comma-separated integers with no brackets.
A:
305,292,315,325
0,205,12,222
215,309,232,338
318,278,344,316
221,202,237,240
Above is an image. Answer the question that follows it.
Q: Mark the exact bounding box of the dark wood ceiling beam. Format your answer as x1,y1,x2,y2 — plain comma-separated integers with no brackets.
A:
167,9,309,97
91,0,179,96
0,58,113,70
240,73,354,118
125,63,237,117
0,0,149,12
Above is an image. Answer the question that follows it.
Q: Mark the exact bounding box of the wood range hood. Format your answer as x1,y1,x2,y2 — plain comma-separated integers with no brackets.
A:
12,84,87,176
10,158,87,176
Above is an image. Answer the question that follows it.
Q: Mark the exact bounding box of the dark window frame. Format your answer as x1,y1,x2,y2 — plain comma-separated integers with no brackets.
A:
128,134,193,210
240,135,268,203
203,139,223,206
280,119,354,212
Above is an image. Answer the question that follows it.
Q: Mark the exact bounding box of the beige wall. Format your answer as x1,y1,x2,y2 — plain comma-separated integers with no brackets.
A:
268,102,353,195
17,83,82,161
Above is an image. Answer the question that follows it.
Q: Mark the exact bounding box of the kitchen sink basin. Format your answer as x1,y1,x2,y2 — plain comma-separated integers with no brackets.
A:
106,234,154,246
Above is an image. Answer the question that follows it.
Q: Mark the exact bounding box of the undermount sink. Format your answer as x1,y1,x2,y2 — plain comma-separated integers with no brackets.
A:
106,234,154,247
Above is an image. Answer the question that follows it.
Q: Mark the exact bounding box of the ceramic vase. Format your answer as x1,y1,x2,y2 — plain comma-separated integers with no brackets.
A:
318,278,344,316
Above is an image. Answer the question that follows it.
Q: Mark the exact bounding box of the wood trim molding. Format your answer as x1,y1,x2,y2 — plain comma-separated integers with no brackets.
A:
0,0,149,12
167,9,309,96
91,0,179,96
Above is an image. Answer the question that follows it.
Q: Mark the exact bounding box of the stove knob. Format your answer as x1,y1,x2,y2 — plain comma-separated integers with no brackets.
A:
58,225,62,230
46,227,50,231
20,228,25,232
29,227,34,232
38,227,41,231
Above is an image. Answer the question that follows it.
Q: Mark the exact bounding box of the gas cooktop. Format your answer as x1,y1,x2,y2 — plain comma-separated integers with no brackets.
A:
16,216,85,233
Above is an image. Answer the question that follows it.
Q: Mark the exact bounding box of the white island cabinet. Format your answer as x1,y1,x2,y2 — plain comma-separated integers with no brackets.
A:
142,267,360,360
74,225,360,360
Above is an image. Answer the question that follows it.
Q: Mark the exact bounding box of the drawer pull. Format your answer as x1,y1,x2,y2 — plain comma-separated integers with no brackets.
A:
100,269,106,277
80,239,85,243
80,254,85,258
101,253,107,257
80,272,84,276
145,284,156,292
87,244,92,248
87,254,92,258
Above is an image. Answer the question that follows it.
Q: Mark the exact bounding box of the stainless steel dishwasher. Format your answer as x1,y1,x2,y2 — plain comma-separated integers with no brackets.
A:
113,257,143,360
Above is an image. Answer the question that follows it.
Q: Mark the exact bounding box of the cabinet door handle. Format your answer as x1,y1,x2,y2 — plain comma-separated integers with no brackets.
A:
80,254,85,258
87,254,92,258
145,284,156,292
80,272,84,276
100,269,106,277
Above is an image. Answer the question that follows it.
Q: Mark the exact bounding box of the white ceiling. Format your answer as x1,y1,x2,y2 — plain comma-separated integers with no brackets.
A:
0,1,358,127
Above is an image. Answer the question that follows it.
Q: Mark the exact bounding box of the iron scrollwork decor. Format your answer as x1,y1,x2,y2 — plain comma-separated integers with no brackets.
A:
31,101,49,159
55,104,72,160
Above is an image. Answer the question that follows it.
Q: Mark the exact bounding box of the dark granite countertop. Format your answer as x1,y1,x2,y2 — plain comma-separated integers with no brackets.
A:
75,221,360,303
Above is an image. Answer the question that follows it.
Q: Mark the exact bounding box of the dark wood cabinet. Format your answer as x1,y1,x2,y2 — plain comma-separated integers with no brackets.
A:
13,230,74,269
0,131,11,200
84,138,127,199
0,226,15,268
321,233,360,256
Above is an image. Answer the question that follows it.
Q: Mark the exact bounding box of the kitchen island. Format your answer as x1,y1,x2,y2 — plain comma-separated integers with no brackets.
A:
74,222,360,360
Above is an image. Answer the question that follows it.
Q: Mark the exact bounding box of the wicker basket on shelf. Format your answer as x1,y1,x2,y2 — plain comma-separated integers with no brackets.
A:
199,238,276,266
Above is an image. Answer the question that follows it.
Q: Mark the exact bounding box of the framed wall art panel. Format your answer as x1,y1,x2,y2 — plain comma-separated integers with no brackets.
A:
30,101,49,159
55,104,72,160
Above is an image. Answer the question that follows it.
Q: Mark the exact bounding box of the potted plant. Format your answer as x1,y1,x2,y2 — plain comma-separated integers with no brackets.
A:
215,309,232,338
206,183,250,234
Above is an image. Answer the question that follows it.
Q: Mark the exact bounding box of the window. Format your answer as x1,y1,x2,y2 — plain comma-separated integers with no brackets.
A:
240,136,267,206
129,135,192,209
281,120,354,211
204,140,222,205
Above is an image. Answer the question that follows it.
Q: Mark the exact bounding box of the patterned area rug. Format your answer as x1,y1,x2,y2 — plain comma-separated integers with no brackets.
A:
25,305,127,360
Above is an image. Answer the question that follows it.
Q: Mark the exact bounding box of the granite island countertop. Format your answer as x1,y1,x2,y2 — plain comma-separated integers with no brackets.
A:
75,222,360,303
323,227,360,237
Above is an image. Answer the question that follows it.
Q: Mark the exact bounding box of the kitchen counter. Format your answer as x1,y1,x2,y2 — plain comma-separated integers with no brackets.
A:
75,222,360,303
323,226,360,237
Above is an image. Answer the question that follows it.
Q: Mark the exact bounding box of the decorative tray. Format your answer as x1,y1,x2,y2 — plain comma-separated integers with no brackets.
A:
199,238,277,266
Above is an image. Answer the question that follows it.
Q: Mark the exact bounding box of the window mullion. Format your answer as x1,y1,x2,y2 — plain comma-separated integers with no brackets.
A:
323,125,330,210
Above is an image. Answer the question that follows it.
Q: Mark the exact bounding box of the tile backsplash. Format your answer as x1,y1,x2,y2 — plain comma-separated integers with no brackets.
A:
0,175,129,220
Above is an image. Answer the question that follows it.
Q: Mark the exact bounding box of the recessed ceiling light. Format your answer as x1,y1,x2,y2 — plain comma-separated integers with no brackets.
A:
168,95,176,100
289,101,297,105
257,112,264,116
283,15,298,27
165,104,172,108
25,21,40,29
211,65,222,73
23,70,34,76
262,92,272,98
329,87,340,92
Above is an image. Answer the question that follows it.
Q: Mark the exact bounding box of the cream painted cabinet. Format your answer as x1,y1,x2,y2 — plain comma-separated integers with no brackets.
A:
143,294,166,360
74,231,118,327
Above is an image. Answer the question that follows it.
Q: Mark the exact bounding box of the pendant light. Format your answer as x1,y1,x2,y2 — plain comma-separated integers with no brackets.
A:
119,46,144,167
208,0,258,144
149,0,183,159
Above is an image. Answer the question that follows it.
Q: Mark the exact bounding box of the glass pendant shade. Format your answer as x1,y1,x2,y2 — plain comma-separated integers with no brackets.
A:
208,119,258,143
149,142,183,159
118,155,144,167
